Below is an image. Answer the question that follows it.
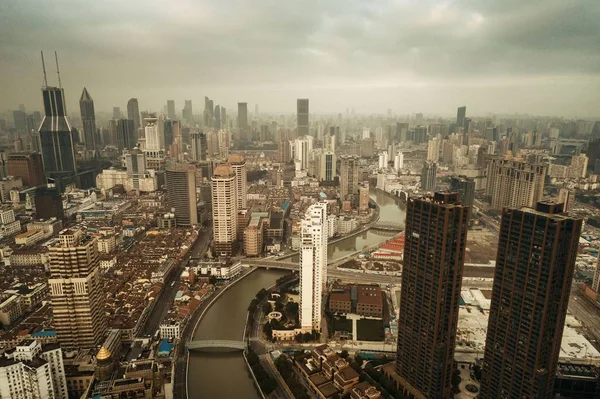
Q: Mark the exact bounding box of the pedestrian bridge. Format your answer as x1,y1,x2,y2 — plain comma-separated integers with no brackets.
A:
186,340,247,352
370,222,403,231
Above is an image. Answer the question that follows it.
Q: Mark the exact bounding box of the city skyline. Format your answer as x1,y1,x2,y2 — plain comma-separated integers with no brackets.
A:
2,1,600,117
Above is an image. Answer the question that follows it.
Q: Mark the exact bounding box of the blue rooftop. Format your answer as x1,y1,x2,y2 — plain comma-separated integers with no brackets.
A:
158,338,174,356
281,200,290,211
319,192,327,199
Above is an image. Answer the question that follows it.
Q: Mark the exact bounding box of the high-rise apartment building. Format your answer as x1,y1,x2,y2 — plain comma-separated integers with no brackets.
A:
318,151,336,182
7,152,45,187
144,116,164,150
396,192,470,399
12,110,27,132
237,103,248,140
558,187,575,212
228,154,247,211
38,86,77,187
211,164,237,258
593,255,600,293
167,100,176,120
116,119,136,152
190,132,207,162
450,175,475,207
340,156,359,201
420,161,437,191
35,185,64,220
124,149,149,191
8,339,68,399
0,340,68,399
79,87,97,152
48,228,107,349
394,151,404,170
358,181,370,213
457,106,466,130
214,105,221,130
427,137,440,162
293,136,314,170
486,157,547,210
480,202,582,398
297,98,309,137
166,163,198,226
126,98,140,131
569,155,588,179
182,100,193,123
378,151,389,169
300,202,328,332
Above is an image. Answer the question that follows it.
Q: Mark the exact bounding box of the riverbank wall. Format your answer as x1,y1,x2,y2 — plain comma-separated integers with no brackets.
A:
243,350,267,399
184,267,258,399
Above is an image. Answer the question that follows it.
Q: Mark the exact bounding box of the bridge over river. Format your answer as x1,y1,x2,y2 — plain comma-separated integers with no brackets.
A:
186,339,247,352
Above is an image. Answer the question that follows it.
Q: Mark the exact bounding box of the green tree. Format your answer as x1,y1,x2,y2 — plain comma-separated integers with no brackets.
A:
263,322,273,341
339,349,349,359
262,301,272,314
473,364,482,381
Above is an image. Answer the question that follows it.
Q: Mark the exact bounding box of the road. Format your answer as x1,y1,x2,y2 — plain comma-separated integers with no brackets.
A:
167,226,214,399
138,228,212,338
261,354,295,399
568,291,600,349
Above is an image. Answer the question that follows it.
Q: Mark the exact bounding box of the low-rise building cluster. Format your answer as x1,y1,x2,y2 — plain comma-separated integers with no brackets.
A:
295,345,381,399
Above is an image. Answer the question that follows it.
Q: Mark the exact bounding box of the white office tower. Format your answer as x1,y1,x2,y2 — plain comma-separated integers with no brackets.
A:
144,116,162,150
293,136,314,170
0,340,67,399
394,151,404,170
378,151,389,169
362,128,370,139
427,137,440,162
9,340,68,399
299,202,328,332
228,154,247,210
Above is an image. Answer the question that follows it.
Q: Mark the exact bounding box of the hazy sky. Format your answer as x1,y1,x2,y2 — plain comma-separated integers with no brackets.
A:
2,0,600,117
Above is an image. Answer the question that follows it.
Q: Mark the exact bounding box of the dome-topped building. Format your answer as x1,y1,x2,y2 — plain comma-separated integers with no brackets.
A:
95,346,114,381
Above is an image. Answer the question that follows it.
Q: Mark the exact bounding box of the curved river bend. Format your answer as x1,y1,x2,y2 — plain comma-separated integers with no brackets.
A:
187,190,404,398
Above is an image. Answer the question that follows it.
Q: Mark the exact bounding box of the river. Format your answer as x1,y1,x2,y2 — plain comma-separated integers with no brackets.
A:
186,190,405,398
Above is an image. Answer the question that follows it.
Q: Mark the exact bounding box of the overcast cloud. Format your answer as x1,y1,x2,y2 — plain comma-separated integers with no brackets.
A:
1,0,599,117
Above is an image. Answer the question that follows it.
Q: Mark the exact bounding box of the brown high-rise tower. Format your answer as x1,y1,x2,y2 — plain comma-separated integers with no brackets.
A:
395,192,470,398
480,202,582,398
48,229,107,349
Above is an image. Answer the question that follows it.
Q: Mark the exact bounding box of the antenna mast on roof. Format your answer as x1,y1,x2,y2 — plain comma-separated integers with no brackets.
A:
41,51,48,88
54,51,62,88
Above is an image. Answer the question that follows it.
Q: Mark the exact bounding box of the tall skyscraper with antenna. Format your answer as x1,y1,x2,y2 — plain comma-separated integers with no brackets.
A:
79,87,97,153
38,52,77,188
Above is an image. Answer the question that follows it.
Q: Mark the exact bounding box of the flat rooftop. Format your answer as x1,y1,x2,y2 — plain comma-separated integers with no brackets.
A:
456,288,600,361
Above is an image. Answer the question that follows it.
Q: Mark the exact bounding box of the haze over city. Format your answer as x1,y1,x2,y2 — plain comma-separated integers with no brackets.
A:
2,0,600,116
3,1,600,399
